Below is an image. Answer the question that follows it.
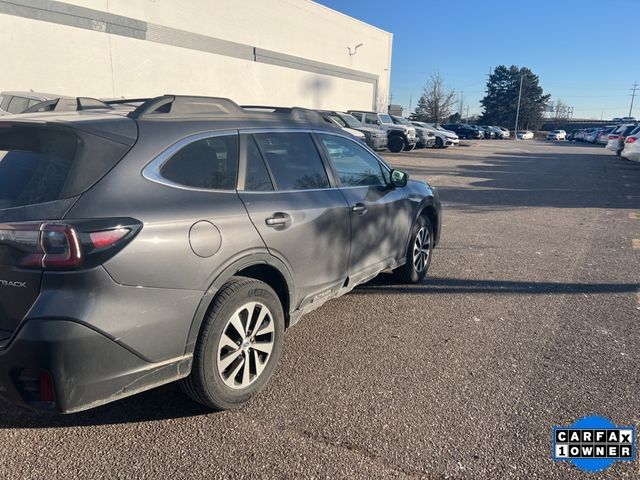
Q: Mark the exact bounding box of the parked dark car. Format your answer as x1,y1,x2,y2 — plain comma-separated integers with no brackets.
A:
0,95,441,413
476,126,495,139
441,123,483,139
481,125,503,139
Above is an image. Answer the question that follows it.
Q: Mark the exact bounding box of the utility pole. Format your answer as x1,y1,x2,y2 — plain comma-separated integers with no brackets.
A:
514,73,524,137
465,105,470,123
629,80,638,117
459,90,464,117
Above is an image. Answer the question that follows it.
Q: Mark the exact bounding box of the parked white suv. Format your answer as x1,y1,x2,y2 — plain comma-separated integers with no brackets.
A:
546,130,566,141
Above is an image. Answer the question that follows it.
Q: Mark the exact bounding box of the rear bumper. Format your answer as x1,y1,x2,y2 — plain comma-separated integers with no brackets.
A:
417,138,436,147
0,319,191,413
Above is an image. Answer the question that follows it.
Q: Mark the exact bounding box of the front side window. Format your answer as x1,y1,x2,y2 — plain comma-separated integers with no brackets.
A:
378,114,393,124
160,135,238,190
318,134,386,187
364,113,379,125
253,132,329,190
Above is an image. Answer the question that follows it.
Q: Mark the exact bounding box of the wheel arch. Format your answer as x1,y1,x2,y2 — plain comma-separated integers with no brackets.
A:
184,254,294,356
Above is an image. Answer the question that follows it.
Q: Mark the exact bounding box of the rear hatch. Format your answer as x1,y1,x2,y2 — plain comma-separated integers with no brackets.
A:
0,117,136,343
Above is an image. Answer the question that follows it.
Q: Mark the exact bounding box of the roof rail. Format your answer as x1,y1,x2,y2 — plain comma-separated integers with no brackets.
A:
240,105,327,124
128,95,244,120
103,98,150,106
77,97,113,111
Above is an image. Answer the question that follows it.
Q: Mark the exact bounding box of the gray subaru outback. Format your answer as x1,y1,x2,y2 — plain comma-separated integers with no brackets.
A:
0,95,441,413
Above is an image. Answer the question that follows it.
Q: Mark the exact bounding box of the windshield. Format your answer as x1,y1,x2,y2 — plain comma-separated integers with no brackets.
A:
393,116,412,126
378,114,393,124
327,114,347,128
337,113,364,129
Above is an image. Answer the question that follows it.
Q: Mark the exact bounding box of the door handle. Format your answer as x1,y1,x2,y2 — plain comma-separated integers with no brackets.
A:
265,212,292,227
351,203,368,215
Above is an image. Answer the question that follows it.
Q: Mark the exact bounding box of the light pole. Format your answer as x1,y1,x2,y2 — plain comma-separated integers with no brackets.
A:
514,73,523,138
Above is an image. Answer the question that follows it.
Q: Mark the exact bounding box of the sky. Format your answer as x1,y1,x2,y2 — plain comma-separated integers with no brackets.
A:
315,0,640,120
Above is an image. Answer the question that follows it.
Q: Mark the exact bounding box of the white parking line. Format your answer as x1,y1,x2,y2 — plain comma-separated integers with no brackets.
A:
633,239,640,250
630,213,640,220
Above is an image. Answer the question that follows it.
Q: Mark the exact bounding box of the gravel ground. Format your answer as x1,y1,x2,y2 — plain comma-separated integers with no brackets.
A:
1,140,638,479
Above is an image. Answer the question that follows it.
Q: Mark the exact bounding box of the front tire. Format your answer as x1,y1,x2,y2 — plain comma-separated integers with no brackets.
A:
388,135,406,153
393,216,434,284
180,276,285,410
404,142,416,152
435,137,444,148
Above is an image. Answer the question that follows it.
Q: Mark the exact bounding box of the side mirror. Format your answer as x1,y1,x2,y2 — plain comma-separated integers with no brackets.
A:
390,169,408,188
375,120,381,125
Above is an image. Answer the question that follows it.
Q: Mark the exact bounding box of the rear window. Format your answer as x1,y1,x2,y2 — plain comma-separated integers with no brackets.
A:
0,124,132,209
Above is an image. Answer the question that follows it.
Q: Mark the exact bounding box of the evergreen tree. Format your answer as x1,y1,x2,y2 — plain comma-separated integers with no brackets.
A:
480,65,550,130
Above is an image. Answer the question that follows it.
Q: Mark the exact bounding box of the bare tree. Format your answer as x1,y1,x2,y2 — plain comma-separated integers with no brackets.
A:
553,99,570,126
412,73,456,124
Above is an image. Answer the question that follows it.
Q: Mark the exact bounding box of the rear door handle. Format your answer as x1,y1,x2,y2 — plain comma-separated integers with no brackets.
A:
351,203,368,215
265,212,292,227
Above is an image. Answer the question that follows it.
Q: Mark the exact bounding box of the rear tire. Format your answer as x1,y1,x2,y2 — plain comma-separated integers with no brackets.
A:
388,136,405,153
393,216,434,284
180,276,285,410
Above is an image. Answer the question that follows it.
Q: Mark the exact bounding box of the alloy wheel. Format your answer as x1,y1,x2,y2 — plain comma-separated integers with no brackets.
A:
413,226,430,273
217,301,275,389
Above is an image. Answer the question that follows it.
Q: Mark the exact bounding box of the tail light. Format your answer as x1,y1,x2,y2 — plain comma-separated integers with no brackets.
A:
609,135,619,140
0,218,141,270
626,136,637,143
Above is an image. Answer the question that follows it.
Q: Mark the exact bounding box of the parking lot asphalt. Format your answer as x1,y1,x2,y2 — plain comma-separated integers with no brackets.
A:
1,140,639,479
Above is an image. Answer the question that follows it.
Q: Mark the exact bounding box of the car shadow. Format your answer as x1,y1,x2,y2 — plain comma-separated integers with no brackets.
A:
0,383,216,429
393,150,640,212
355,272,639,296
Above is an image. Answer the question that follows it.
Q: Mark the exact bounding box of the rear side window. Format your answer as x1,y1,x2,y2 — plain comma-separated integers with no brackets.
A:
0,124,133,209
243,135,273,191
7,96,29,114
253,132,329,190
160,135,238,190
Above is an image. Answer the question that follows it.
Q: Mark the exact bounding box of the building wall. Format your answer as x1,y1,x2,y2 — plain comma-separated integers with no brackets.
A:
0,0,392,111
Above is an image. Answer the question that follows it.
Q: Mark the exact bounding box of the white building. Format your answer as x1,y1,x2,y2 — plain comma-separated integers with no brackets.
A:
0,0,393,111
